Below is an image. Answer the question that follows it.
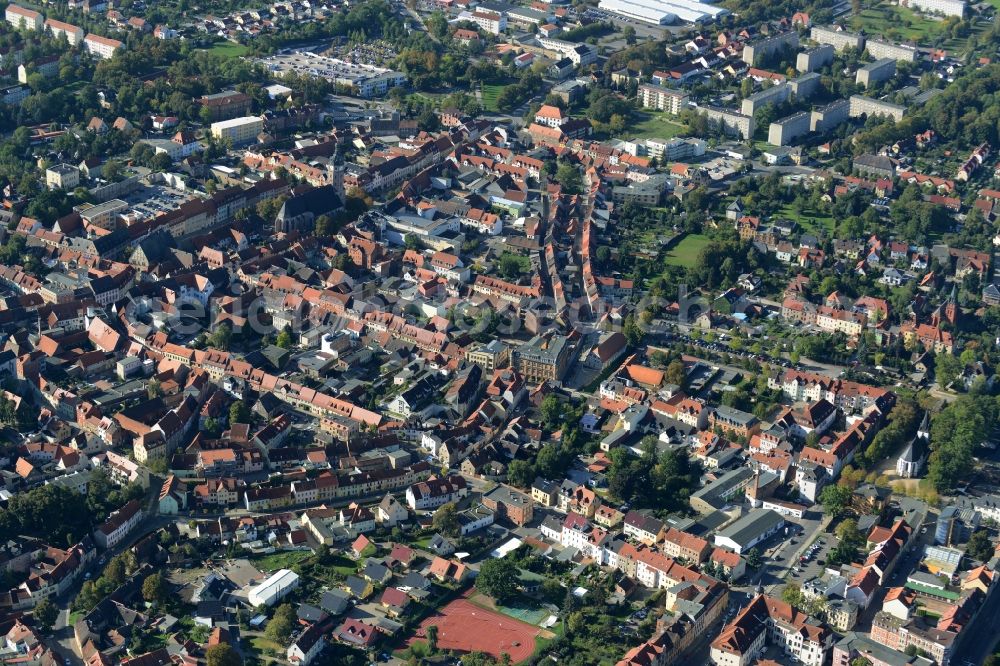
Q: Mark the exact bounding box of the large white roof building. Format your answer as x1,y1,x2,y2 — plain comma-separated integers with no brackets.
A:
598,0,728,24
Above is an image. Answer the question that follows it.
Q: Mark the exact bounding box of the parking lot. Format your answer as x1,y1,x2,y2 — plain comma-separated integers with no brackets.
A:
120,182,191,219
787,533,837,584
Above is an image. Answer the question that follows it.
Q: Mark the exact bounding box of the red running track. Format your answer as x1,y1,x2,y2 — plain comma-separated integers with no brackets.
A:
410,597,542,664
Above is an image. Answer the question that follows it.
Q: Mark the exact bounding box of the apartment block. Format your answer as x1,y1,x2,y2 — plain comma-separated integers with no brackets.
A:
741,83,788,117
742,31,799,65
865,39,919,63
768,111,811,146
902,0,965,16
789,72,821,99
472,10,506,35
811,99,850,132
700,106,755,140
44,18,84,45
211,116,264,146
810,26,864,52
857,58,897,87
850,95,907,121
639,84,689,114
797,45,834,72
83,33,124,59
5,4,42,30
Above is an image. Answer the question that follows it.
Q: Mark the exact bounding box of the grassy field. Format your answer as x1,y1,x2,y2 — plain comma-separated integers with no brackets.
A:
249,636,285,660
778,204,836,235
206,41,249,58
251,550,312,571
849,4,950,43
481,84,505,112
665,234,711,268
629,112,687,140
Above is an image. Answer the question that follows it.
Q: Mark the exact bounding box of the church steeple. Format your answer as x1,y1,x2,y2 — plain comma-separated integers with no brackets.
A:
944,282,959,326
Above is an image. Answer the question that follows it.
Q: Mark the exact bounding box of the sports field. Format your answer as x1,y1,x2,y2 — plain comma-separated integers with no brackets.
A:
409,595,545,663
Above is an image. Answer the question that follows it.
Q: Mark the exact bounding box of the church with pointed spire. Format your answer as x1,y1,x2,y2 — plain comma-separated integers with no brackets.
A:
895,412,929,479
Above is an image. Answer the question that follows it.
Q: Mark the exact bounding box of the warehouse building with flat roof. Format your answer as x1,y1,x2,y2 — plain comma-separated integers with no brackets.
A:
597,0,728,24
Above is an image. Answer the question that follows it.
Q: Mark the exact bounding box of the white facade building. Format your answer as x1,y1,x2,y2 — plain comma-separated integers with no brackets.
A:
248,569,300,607
5,5,42,30
84,33,124,59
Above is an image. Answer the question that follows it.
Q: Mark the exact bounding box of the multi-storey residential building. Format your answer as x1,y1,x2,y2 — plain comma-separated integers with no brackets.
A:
768,369,893,414
742,31,799,65
638,84,689,114
831,632,934,666
623,510,665,545
5,5,42,30
45,164,80,190
44,19,84,45
768,112,811,146
404,475,468,511
699,106,755,140
902,0,965,15
870,612,957,665
710,406,759,438
857,58,897,87
536,37,598,66
711,594,832,666
865,40,919,62
97,450,150,488
850,95,907,121
466,340,510,372
92,499,144,549
661,527,711,563
797,45,835,72
513,335,573,383
482,485,534,526
816,306,867,336
472,10,506,34
83,34,123,59
472,275,540,307
741,83,789,116
810,26,864,52
211,116,264,146
811,98,851,132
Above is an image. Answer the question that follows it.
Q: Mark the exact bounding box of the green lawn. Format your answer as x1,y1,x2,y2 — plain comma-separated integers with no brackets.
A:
665,234,711,268
778,204,836,235
250,636,285,658
629,111,687,140
849,4,950,44
481,84,506,112
251,550,312,571
206,41,249,58
326,554,360,576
